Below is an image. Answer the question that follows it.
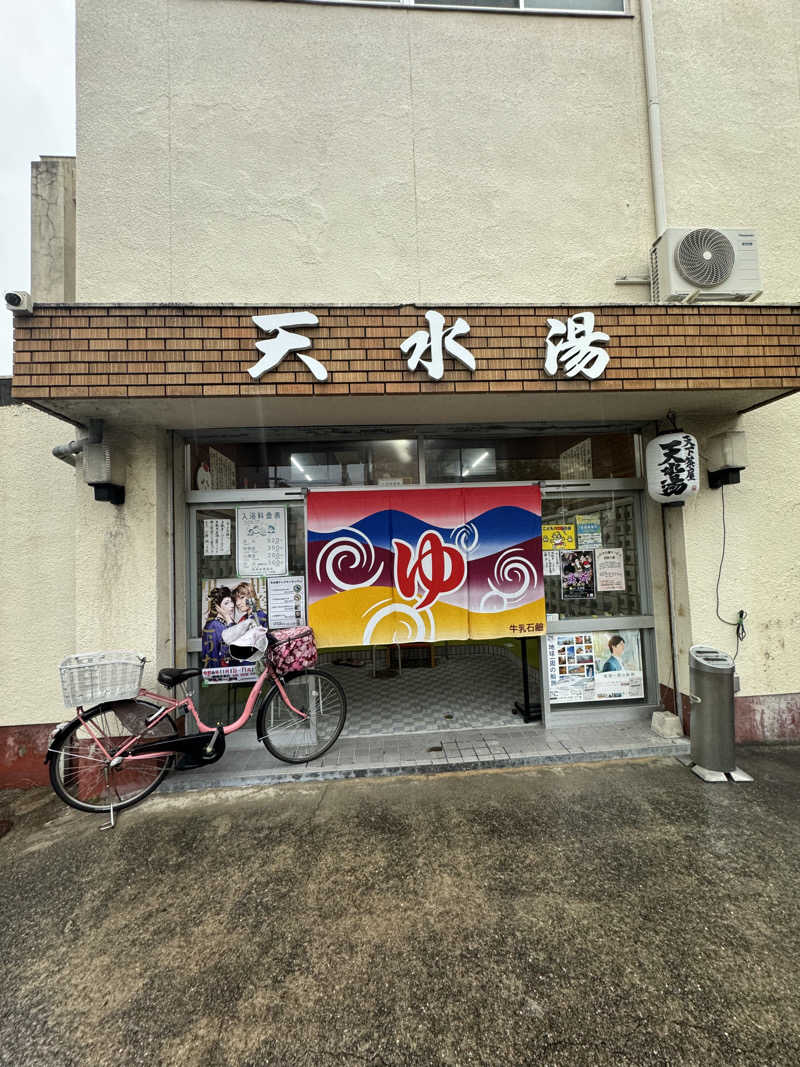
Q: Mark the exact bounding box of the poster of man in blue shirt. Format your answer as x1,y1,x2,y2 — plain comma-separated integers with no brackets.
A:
602,634,626,672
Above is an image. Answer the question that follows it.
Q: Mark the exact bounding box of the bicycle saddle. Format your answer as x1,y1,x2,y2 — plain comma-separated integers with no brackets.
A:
157,667,202,688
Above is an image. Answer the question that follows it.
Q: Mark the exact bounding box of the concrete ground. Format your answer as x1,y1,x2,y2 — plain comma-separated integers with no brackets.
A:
2,745,799,1066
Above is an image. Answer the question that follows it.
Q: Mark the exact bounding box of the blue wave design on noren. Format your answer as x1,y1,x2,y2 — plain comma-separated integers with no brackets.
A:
308,507,541,560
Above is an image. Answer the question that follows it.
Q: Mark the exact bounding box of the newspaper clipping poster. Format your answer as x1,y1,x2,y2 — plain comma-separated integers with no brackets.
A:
546,629,644,703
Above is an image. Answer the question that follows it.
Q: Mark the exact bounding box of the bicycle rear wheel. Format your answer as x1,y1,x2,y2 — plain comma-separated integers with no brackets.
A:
256,668,346,764
48,699,177,814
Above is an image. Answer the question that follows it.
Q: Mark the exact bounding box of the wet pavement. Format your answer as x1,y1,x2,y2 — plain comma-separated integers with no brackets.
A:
2,744,800,1066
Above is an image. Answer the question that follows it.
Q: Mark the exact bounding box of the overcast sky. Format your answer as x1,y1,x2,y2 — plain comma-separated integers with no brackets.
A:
1,1,75,376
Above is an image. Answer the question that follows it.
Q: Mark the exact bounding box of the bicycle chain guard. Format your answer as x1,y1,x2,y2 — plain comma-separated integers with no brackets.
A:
132,728,227,770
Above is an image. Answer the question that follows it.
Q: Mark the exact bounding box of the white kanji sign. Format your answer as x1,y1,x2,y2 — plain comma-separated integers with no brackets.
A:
250,313,328,382
544,312,610,381
401,310,476,382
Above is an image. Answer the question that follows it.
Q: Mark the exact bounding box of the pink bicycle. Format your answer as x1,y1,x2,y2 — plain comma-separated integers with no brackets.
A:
46,627,347,822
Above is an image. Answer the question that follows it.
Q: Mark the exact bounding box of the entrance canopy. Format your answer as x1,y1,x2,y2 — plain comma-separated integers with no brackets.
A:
12,302,798,426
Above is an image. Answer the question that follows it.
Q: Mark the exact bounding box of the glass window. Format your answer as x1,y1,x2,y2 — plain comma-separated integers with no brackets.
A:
421,0,517,7
424,433,637,484
521,0,624,10
541,492,643,619
189,439,418,490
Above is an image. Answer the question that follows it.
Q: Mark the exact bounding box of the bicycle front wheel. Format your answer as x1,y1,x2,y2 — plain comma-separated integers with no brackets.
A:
256,668,347,764
48,699,177,814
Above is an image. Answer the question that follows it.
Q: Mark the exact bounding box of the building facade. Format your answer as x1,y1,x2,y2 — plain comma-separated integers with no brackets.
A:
5,0,800,785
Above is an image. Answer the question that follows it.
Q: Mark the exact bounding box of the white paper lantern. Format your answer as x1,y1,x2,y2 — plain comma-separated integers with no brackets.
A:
646,432,700,504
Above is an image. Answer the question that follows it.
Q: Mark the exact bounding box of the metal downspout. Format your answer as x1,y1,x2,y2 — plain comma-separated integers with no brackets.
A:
642,0,683,715
662,506,683,721
639,0,667,235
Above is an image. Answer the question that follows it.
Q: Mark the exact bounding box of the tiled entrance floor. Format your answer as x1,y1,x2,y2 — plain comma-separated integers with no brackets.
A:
160,719,690,794
332,653,530,736
209,653,532,737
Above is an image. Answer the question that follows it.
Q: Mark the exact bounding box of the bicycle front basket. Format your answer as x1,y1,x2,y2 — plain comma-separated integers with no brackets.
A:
59,651,145,709
268,627,318,675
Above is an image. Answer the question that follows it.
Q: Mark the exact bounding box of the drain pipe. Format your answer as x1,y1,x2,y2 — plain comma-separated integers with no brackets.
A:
642,0,683,717
661,505,683,721
640,0,667,236
52,418,104,468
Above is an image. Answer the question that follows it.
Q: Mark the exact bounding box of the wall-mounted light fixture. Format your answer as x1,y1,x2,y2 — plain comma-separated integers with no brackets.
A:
706,431,747,489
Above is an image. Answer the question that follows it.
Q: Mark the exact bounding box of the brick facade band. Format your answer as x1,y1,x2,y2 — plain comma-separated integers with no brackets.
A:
12,304,800,400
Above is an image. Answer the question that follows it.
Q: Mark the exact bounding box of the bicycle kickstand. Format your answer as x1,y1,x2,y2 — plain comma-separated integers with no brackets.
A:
100,771,116,831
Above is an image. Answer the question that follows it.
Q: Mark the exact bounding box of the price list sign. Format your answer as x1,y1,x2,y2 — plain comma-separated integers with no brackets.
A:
236,506,288,577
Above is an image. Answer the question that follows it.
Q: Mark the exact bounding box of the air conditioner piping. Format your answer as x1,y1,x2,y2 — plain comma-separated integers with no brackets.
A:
52,418,104,468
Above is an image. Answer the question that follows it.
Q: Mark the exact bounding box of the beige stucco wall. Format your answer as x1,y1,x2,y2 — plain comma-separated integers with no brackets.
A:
75,0,800,305
76,0,654,304
652,0,800,701
677,394,800,699
70,425,174,705
0,400,173,726
0,401,76,726
657,0,800,299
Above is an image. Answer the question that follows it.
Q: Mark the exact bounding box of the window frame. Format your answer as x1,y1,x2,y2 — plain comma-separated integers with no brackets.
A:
280,0,630,17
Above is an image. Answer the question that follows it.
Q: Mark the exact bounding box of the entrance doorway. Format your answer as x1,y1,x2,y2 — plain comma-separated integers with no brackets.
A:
183,429,657,738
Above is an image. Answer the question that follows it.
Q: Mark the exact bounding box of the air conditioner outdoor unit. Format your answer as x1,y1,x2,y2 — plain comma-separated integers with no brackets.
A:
649,227,762,303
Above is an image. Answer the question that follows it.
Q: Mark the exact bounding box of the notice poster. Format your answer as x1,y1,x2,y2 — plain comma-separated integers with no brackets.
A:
596,548,626,592
576,514,602,550
268,575,306,629
560,551,596,599
543,524,576,552
209,447,236,489
546,629,644,704
203,518,231,557
236,506,287,577
543,550,560,576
